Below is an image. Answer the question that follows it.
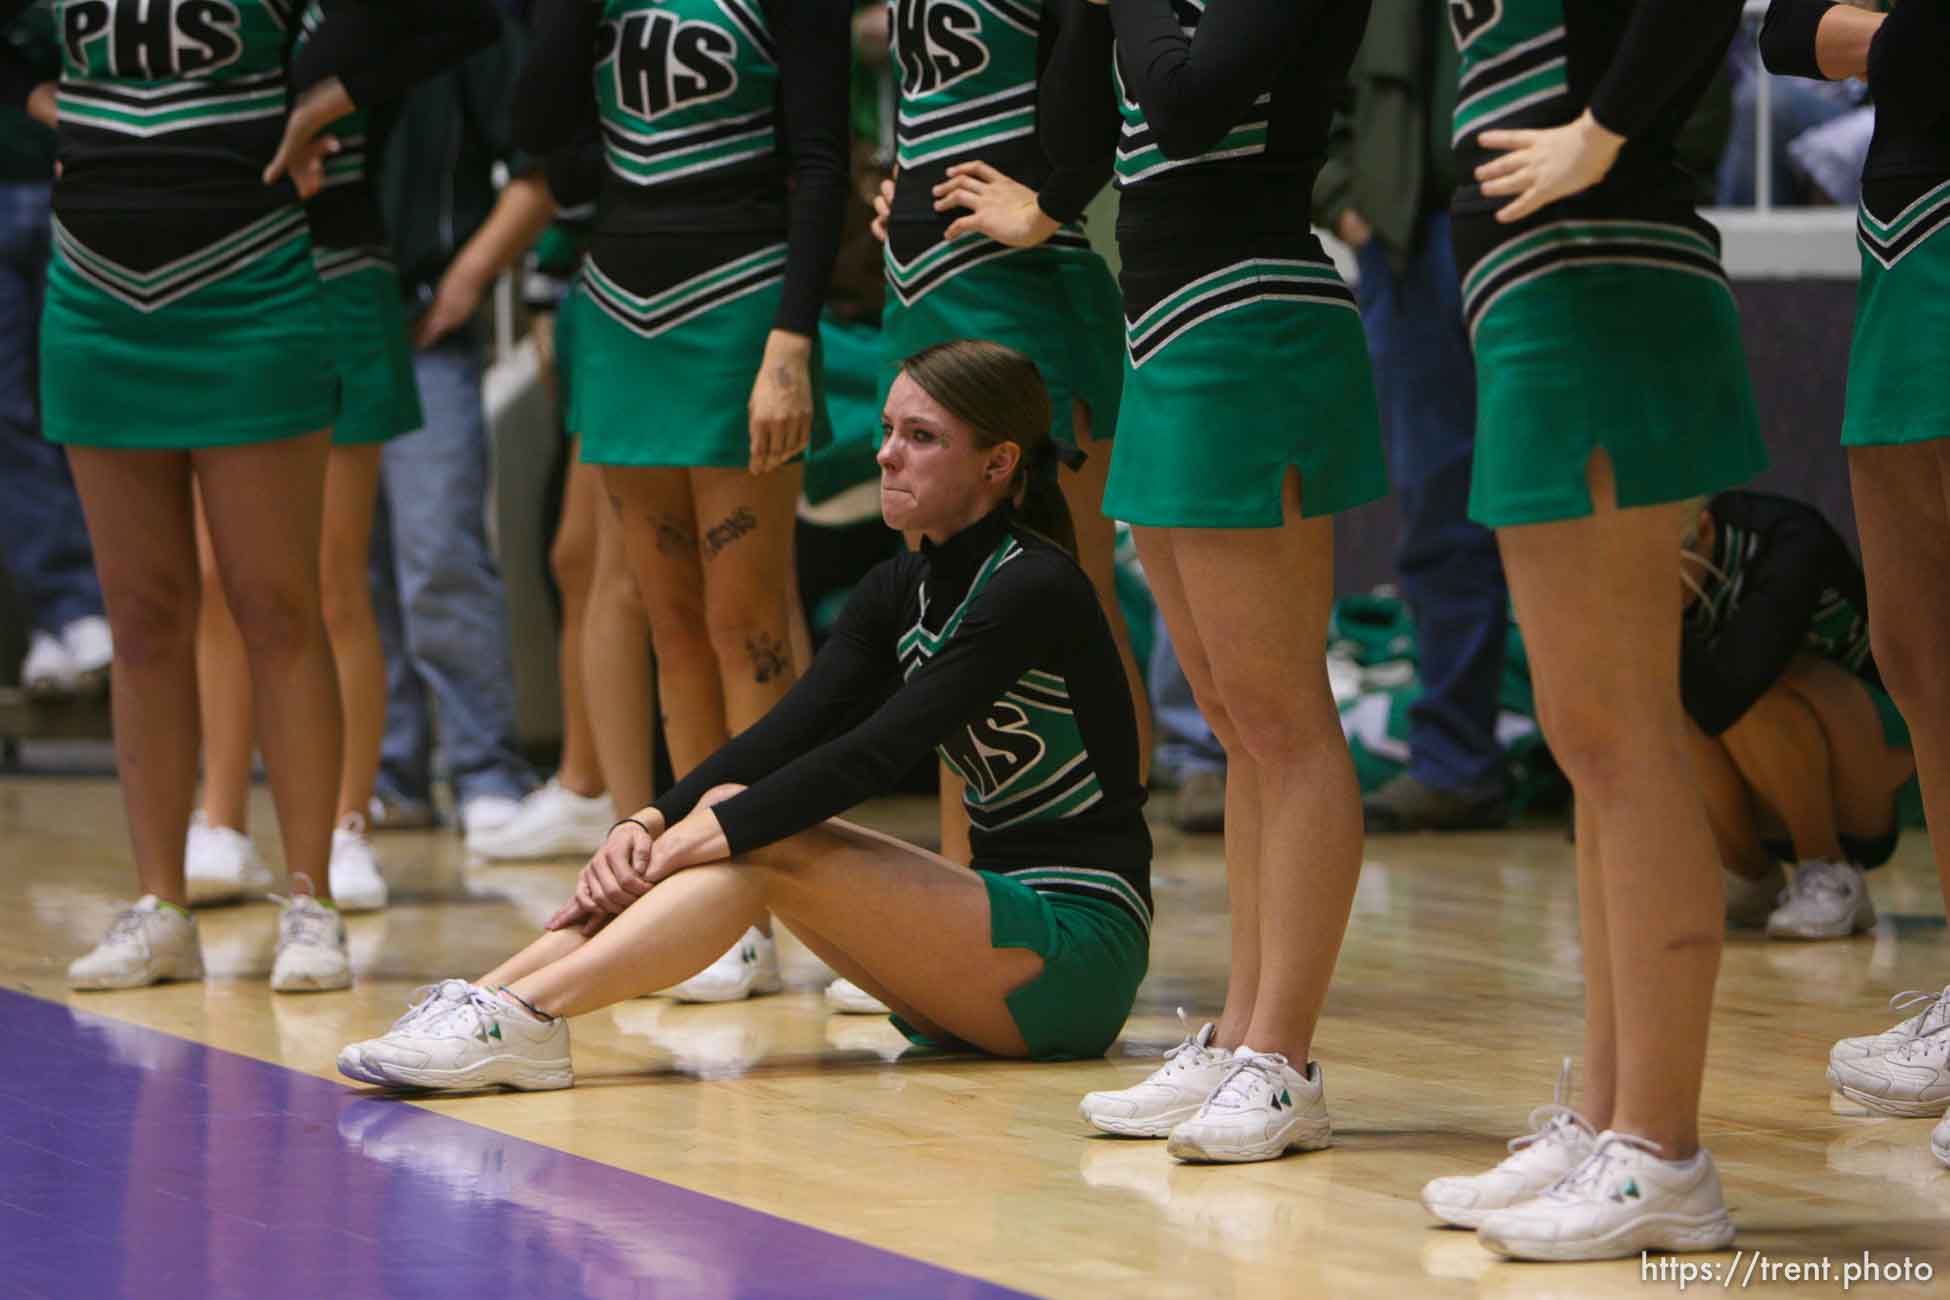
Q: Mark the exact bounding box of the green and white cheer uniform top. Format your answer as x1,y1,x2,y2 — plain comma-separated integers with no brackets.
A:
882,0,1117,307
513,0,849,339
1448,0,1747,332
650,505,1154,933
3,0,497,310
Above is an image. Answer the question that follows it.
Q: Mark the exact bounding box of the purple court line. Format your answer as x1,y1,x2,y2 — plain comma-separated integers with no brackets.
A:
0,989,1036,1300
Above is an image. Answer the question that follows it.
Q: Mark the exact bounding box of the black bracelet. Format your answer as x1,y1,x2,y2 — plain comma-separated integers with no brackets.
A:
609,817,655,838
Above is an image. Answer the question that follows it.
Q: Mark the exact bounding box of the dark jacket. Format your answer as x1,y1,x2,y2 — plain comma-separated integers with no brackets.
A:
0,4,54,184
1310,0,1455,270
377,11,531,310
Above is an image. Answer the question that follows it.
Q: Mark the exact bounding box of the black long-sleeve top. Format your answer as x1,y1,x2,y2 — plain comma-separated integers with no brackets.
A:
1761,0,1950,216
886,0,1119,238
513,0,848,336
1451,0,1746,222
291,0,503,256
1682,491,1878,737
650,506,1152,926
1106,0,1370,255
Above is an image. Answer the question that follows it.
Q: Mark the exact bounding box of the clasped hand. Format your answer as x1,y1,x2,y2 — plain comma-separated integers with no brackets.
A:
544,808,730,936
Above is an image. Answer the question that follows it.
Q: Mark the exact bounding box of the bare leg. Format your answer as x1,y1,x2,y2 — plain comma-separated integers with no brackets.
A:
1850,442,1950,910
1060,400,1152,780
1719,684,1845,861
66,447,202,906
1136,525,1258,1050
508,818,1042,1053
1683,721,1771,878
479,928,590,989
1497,452,1718,1156
551,448,605,796
194,491,254,832
195,431,341,897
1573,795,1617,1131
1778,655,1916,840
692,463,803,732
606,465,725,776
582,489,654,811
1164,472,1358,1064
319,443,385,820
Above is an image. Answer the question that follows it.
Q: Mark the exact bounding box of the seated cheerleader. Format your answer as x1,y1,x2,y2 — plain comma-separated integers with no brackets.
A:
338,340,1153,1090
1679,490,1917,940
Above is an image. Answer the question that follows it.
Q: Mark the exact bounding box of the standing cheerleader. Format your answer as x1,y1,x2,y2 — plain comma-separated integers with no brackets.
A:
1077,0,1387,1165
1,0,496,991
874,0,1151,863
185,0,495,914
515,0,850,995
1759,0,1950,1170
1418,0,1767,1259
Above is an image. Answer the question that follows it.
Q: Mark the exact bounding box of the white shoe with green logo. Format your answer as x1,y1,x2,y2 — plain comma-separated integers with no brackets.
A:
1164,1047,1331,1163
1422,1060,1596,1228
1476,1131,1735,1261
347,986,571,1092
666,927,783,1003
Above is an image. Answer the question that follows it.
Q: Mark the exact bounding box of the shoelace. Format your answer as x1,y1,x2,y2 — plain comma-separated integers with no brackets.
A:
1154,1008,1218,1080
275,895,338,949
416,987,514,1040
1545,1132,1663,1201
1883,986,1950,1038
390,980,472,1033
1505,1059,1591,1161
104,907,153,952
1787,859,1857,903
1204,1051,1292,1112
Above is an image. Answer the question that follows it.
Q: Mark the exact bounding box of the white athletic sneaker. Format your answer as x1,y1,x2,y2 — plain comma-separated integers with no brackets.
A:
349,985,572,1092
459,794,521,838
270,878,352,992
1079,1013,1231,1138
1164,1047,1332,1163
1422,1062,1598,1228
1724,863,1785,929
1826,1026,1950,1117
825,977,891,1015
464,776,616,860
20,629,74,694
1933,1112,1949,1170
1767,858,1875,940
338,979,474,1084
1829,985,1950,1066
1476,1131,1735,1262
68,896,205,989
328,813,388,912
666,927,783,1003
184,811,273,905
60,614,112,687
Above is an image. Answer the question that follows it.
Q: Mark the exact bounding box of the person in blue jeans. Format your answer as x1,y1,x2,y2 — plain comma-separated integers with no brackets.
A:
1314,1,1509,830
1151,609,1228,833
371,15,548,833
0,74,109,696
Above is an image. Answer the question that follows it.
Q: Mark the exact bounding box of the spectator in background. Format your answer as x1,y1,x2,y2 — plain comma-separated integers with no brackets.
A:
1314,1,1509,831
1717,9,1868,207
0,8,108,694
1151,611,1228,832
371,10,550,836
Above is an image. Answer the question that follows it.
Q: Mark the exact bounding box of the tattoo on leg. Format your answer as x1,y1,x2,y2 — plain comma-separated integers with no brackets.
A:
701,506,759,561
653,512,697,557
746,631,790,684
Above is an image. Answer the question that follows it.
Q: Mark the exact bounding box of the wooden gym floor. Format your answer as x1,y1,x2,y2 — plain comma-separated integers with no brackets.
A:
2,772,1945,1298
